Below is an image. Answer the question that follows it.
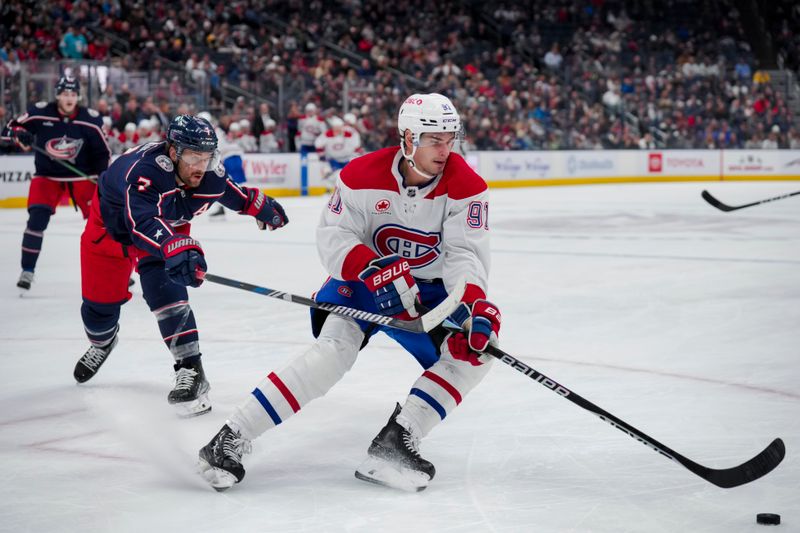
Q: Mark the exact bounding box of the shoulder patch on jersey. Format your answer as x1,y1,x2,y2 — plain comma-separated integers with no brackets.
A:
88,108,100,118
35,101,47,109
155,155,174,172
214,163,225,177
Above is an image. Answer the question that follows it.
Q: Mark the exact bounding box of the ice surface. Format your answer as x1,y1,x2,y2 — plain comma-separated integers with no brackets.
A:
0,182,797,532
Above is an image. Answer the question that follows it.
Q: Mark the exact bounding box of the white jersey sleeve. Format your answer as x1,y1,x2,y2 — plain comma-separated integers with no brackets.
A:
316,180,375,279
441,190,490,297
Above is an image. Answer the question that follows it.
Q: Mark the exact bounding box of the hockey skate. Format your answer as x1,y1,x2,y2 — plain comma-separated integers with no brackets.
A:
17,270,34,295
168,358,211,417
354,403,435,492
74,335,119,383
197,424,252,492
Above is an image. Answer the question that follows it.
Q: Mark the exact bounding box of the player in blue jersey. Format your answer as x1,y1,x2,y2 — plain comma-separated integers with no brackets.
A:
73,115,289,417
0,75,111,295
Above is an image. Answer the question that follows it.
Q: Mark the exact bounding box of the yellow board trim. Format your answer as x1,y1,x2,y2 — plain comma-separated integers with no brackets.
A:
0,197,27,208
3,177,799,205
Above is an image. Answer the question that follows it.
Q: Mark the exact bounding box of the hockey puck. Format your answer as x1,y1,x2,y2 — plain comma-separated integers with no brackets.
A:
756,513,780,525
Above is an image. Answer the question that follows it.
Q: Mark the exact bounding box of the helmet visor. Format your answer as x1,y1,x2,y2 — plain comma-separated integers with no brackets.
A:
178,148,221,172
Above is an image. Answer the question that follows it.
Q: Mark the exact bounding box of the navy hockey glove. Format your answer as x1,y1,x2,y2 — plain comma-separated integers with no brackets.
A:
1,125,34,148
242,187,288,231
448,299,501,352
162,235,207,287
358,254,420,318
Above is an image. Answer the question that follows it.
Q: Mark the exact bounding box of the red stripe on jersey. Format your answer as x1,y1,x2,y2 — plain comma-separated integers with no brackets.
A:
423,370,462,405
425,153,487,201
340,147,400,193
268,372,301,412
341,243,379,281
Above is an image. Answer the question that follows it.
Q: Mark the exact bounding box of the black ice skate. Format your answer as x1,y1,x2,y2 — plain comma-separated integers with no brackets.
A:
168,358,211,417
354,403,435,492
74,336,119,383
17,270,34,295
197,424,252,492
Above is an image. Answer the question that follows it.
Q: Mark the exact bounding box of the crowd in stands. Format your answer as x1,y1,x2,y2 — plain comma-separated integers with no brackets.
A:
1,0,799,153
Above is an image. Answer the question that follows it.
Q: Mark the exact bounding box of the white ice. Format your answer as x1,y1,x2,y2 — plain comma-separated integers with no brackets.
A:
0,182,797,532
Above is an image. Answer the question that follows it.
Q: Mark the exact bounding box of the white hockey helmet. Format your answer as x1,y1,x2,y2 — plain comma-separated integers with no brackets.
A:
329,116,344,128
397,93,461,141
397,93,462,178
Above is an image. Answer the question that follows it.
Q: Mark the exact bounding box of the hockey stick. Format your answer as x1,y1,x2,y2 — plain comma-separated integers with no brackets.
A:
701,189,800,212
26,142,98,181
201,272,466,333
482,343,785,488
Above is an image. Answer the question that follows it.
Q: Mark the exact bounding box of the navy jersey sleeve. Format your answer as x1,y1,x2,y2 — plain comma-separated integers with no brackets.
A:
1,102,46,137
219,179,250,211
212,163,250,211
123,161,180,257
77,109,111,175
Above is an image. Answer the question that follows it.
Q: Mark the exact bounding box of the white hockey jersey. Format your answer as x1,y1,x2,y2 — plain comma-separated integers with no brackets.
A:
314,128,361,163
296,114,326,148
317,147,490,303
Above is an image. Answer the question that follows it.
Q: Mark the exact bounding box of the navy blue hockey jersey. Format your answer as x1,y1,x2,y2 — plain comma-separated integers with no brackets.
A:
99,141,251,257
11,101,110,181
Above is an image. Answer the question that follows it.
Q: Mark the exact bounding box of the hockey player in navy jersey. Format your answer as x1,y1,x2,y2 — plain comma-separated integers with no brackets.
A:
1,75,110,294
73,115,288,417
199,94,502,492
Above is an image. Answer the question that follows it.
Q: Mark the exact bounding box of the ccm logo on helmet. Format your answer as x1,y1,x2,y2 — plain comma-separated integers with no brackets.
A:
373,224,441,268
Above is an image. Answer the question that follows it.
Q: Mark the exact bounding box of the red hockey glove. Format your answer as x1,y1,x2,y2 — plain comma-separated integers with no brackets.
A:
447,299,501,352
467,300,501,352
440,331,489,366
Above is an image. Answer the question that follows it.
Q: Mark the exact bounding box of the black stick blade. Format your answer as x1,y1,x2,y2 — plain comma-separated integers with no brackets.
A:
688,438,786,489
701,190,735,211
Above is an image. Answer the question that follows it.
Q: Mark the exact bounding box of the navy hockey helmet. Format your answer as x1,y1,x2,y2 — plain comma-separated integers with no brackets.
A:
55,75,80,95
167,114,218,153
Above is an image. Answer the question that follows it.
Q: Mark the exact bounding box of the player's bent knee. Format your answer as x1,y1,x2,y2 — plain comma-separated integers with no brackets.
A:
278,317,363,401
434,356,493,395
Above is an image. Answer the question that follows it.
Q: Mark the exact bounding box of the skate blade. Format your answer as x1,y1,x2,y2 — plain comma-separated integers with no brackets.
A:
197,458,238,492
354,456,429,492
173,392,212,418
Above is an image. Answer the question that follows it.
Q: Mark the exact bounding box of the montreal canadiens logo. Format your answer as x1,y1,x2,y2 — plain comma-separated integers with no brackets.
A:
373,224,441,268
338,286,353,298
45,136,84,161
375,198,391,213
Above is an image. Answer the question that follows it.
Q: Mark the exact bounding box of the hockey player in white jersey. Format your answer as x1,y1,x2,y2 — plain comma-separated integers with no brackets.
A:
295,102,326,155
314,116,362,186
198,93,502,493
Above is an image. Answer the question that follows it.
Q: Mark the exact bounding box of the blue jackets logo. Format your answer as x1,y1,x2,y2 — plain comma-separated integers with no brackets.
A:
45,136,84,162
